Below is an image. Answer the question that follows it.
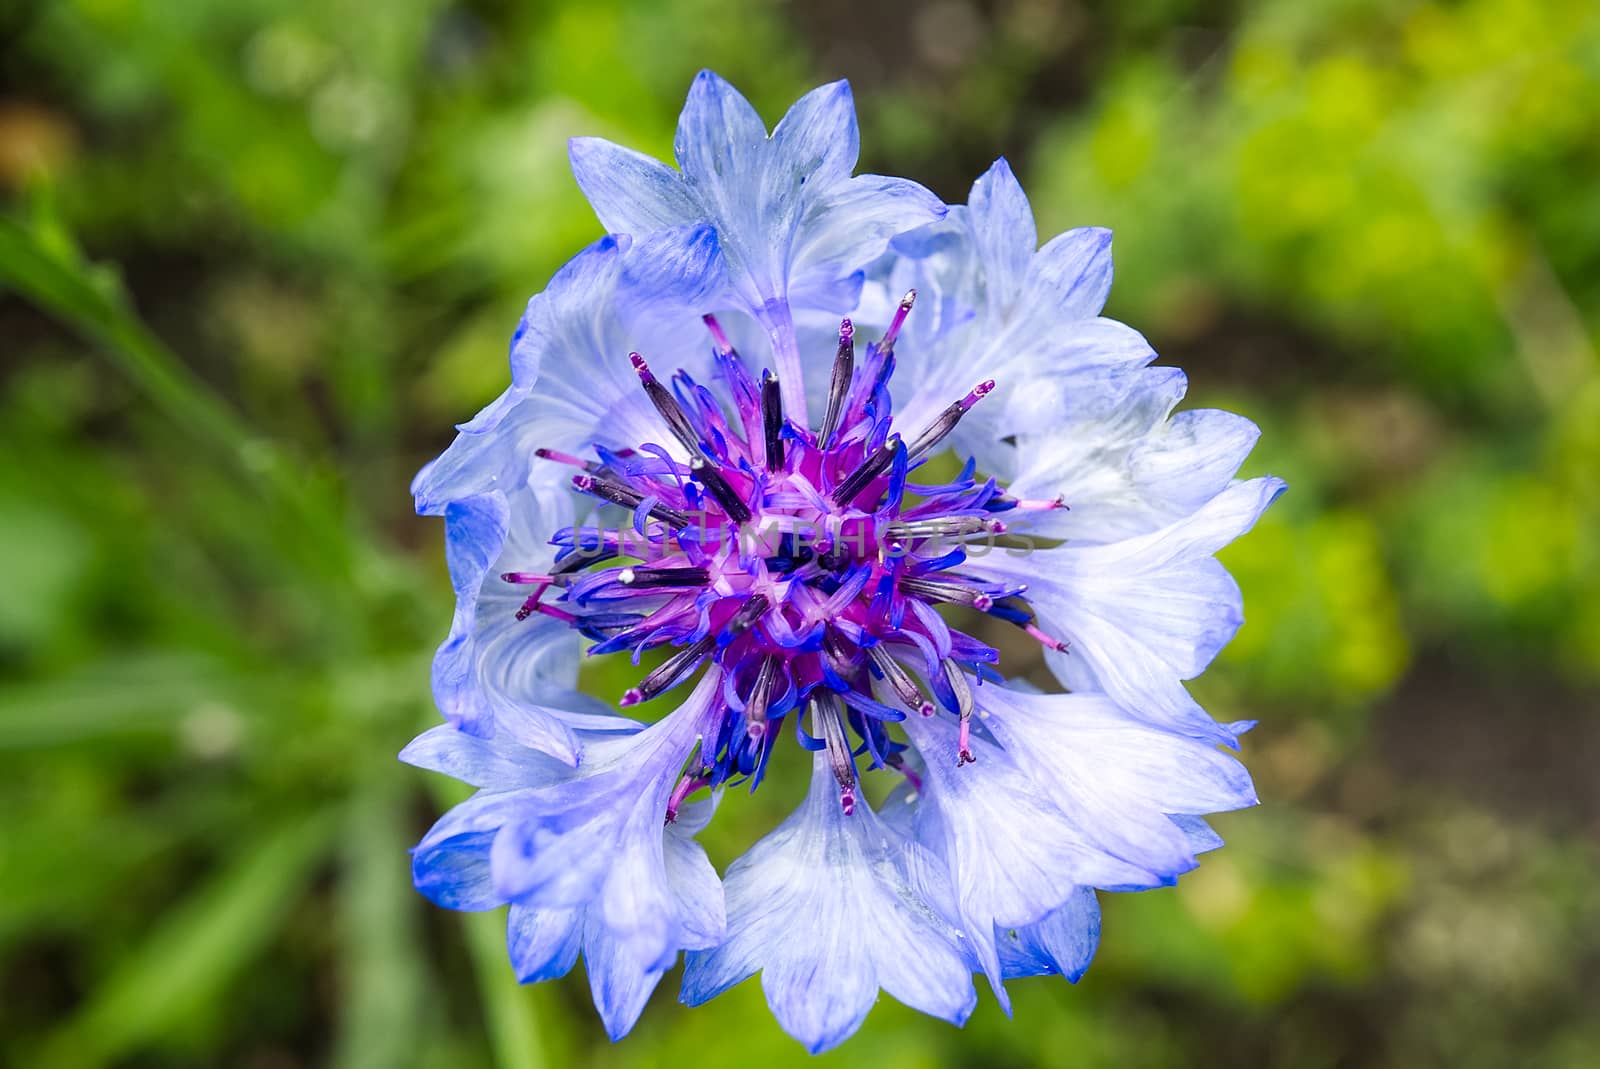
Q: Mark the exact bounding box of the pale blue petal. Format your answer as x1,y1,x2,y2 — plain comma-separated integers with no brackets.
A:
427,494,564,746
443,494,507,607
871,158,1156,481
1170,814,1225,854
619,223,726,314
414,232,721,755
674,69,769,190
971,478,1286,741
767,79,858,192
888,209,970,261
1058,476,1286,674
507,902,583,982
663,797,728,949
1002,363,1185,447
412,829,500,911
973,687,1255,881
399,723,576,791
506,234,639,386
1019,226,1114,321
997,888,1101,981
568,137,697,234
583,912,672,1042
890,312,1155,470
761,932,881,1054
791,174,946,286
486,781,648,909
412,235,642,514
966,158,1036,302
900,711,1162,1001
681,754,975,1053
999,366,1260,543
1130,409,1262,517
418,232,712,492
458,604,585,764
1002,375,1260,541
906,710,1169,900
441,492,502,601
511,239,709,458
593,814,682,962
785,263,866,314
412,788,539,910
969,314,1160,422
1038,695,1259,814
610,71,943,422
483,673,719,909
409,385,530,514
578,794,725,1040
477,777,725,1032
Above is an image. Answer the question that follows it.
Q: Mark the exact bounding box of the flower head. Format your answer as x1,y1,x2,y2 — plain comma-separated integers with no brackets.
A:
406,71,1283,1052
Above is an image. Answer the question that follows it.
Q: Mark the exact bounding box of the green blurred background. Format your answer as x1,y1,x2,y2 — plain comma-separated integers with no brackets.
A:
3,0,1598,1066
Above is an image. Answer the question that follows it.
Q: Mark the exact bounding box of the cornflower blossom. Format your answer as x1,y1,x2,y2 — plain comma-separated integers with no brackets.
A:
406,71,1283,1052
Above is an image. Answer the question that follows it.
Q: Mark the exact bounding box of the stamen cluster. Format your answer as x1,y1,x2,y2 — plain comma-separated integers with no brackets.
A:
506,296,1065,815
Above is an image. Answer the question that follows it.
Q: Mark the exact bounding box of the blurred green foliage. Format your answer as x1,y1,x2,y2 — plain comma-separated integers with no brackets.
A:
3,1,1599,1066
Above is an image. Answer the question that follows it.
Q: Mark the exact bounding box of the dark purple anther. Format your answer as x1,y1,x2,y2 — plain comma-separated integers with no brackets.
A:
831,435,903,506
761,370,784,473
885,516,1006,541
721,594,772,643
623,634,717,706
618,566,710,589
905,379,996,461
689,457,753,525
501,571,556,585
630,352,705,457
553,545,620,575
745,654,779,738
866,642,935,716
823,630,860,681
572,473,693,529
813,692,858,813
898,576,996,610
817,318,855,448
816,548,849,572
882,289,916,352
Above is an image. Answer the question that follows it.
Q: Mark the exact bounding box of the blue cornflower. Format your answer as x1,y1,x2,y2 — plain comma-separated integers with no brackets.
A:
407,71,1283,1052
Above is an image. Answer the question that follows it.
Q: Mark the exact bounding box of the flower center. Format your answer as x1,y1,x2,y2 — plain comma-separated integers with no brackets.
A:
505,293,1068,814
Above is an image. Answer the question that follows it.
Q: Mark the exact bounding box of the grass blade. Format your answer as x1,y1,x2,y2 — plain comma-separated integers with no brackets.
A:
463,910,550,1069
37,811,336,1067
333,774,430,1069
